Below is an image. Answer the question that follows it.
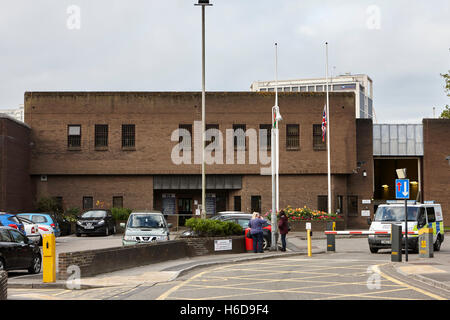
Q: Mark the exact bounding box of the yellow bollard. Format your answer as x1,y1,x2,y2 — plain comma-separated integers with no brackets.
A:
307,230,312,257
42,234,56,283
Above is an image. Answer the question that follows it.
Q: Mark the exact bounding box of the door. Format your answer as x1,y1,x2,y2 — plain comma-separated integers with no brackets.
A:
425,207,437,242
9,229,32,269
0,229,17,269
178,198,193,226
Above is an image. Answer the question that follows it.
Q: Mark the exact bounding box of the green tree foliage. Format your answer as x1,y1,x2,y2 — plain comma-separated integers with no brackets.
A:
439,71,450,119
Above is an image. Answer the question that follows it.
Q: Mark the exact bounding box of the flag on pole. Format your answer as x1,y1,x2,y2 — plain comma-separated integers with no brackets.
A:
322,104,327,142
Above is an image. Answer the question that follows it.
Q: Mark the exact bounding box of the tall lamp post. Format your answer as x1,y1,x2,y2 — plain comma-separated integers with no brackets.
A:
195,0,212,219
271,43,282,251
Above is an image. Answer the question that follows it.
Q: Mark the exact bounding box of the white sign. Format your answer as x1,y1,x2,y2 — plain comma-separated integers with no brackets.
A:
305,222,312,230
361,210,371,217
195,209,200,216
362,199,371,204
214,239,232,251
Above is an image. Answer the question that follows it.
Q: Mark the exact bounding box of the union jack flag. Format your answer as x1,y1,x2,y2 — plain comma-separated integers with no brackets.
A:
322,104,327,142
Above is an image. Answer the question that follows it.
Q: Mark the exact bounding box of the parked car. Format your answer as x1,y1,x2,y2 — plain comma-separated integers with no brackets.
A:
0,213,25,233
16,213,61,237
0,226,42,274
15,217,41,245
122,211,172,246
182,212,273,250
76,209,116,237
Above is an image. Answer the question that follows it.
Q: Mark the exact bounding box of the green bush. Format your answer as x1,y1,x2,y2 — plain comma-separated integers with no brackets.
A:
63,207,80,222
185,218,243,237
111,208,132,221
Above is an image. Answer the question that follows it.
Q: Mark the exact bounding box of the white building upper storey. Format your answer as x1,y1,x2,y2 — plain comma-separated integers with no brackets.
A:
250,74,374,119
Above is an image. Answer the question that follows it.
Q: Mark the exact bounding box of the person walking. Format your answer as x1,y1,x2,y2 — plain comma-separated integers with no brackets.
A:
248,212,265,253
278,210,289,252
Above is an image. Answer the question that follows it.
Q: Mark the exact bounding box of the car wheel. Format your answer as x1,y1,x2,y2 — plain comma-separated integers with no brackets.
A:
76,233,81,237
434,236,442,252
369,246,379,253
263,236,270,250
112,225,116,235
105,226,109,236
28,255,41,274
0,258,5,271
38,236,43,246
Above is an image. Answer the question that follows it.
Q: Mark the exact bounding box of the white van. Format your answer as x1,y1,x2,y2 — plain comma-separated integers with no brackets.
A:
368,202,444,253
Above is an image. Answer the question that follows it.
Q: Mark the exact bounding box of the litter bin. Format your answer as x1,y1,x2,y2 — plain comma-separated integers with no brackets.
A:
245,228,254,252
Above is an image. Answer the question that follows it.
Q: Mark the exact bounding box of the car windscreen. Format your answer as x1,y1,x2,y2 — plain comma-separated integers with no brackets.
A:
81,211,107,218
127,215,165,228
8,216,21,224
18,217,33,224
374,206,419,222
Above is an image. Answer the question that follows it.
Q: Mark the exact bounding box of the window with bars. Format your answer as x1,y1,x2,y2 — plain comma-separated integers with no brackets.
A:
113,196,123,208
259,124,271,151
68,125,81,149
206,124,219,148
122,124,135,149
286,124,300,150
233,124,246,150
95,124,108,148
313,124,326,150
178,124,192,150
83,196,93,210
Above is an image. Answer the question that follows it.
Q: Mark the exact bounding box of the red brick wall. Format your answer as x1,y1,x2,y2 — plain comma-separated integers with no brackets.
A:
423,119,450,225
0,116,33,212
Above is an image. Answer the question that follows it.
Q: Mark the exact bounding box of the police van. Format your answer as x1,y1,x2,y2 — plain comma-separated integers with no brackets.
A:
368,201,444,254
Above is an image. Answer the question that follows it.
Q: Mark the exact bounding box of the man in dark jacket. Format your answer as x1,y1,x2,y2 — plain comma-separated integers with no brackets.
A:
278,210,289,251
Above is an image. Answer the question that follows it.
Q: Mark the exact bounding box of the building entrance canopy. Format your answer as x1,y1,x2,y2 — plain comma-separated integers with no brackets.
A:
153,175,242,190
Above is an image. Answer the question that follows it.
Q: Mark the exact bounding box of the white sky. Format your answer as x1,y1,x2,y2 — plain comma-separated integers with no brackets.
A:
0,0,449,122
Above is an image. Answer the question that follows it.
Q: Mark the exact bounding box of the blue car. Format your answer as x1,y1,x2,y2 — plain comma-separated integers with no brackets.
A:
0,213,25,233
16,213,61,237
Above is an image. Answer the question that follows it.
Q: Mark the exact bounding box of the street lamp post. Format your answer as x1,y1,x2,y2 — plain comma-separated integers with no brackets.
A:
195,0,212,219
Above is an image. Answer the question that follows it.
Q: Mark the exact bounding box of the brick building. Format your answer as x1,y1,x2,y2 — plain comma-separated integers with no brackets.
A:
0,114,33,212
20,92,450,228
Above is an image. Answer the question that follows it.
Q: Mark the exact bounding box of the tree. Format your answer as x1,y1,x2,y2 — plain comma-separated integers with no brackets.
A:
439,71,450,119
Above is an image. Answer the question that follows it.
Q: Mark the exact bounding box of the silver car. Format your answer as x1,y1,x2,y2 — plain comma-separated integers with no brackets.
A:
121,211,172,246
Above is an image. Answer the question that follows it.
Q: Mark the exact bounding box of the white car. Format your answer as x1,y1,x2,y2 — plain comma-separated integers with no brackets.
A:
16,216,41,244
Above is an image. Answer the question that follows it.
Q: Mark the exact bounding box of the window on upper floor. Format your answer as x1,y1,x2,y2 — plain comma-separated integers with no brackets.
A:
259,124,272,151
286,124,300,150
122,124,135,149
95,124,108,149
68,125,81,149
178,124,192,151
233,124,246,150
313,124,326,151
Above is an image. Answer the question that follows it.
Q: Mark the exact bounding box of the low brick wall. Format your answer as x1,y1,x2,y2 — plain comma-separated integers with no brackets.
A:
0,271,7,300
58,236,245,280
289,220,345,232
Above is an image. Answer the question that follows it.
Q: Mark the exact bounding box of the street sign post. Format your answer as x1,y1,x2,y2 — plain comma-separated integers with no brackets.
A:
396,178,410,261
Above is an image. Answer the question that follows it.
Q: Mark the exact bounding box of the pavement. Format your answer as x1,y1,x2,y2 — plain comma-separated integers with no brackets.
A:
7,231,450,296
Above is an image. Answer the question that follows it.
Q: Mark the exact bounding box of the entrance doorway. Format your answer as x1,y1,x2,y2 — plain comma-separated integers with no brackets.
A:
178,198,192,226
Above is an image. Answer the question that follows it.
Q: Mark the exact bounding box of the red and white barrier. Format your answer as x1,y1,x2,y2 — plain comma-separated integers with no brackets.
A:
324,230,418,235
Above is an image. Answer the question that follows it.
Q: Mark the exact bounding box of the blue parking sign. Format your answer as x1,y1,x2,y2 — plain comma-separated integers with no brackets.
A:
395,179,410,199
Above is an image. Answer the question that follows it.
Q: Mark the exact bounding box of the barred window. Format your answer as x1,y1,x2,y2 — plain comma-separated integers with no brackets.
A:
206,124,219,148
179,124,192,150
233,124,246,150
122,124,135,148
95,124,108,148
259,124,272,151
313,124,326,150
68,125,81,148
113,196,123,208
83,196,93,210
286,124,300,150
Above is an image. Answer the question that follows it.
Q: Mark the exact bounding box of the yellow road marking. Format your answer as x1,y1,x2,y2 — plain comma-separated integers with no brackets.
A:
371,264,446,300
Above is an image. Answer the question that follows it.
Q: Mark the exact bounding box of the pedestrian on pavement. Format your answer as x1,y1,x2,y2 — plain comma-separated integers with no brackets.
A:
278,210,289,252
248,212,265,253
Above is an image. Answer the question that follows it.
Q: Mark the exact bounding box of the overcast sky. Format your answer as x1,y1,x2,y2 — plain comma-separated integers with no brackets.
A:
1,0,449,123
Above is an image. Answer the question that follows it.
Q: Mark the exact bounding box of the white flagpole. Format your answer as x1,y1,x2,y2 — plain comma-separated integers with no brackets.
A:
271,43,279,251
275,43,280,214
325,42,332,214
